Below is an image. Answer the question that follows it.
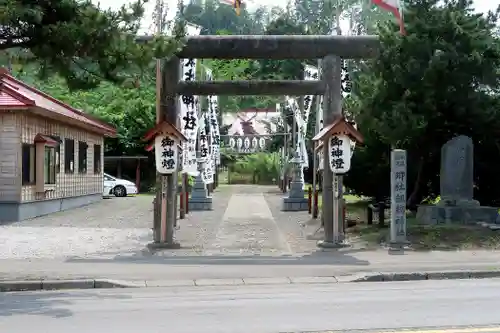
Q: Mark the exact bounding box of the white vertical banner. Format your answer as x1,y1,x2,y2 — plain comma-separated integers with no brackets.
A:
303,65,318,127
205,67,221,166
179,23,201,176
198,114,210,162
308,65,324,171
286,96,308,169
201,158,214,184
199,114,213,184
340,59,357,154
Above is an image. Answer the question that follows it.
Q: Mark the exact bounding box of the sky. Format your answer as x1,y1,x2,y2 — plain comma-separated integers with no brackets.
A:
94,0,498,34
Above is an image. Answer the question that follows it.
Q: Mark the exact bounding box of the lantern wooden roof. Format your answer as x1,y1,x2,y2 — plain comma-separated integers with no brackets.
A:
143,120,187,143
312,117,363,152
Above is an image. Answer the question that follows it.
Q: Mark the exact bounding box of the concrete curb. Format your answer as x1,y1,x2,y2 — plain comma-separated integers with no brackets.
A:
0,279,137,292
2,270,500,292
345,270,500,283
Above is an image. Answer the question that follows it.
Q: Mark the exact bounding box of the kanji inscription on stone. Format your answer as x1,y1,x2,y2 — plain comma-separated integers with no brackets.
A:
390,149,407,244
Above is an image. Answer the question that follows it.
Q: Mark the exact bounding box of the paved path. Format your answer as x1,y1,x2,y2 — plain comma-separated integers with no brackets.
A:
205,191,292,255
155,185,315,257
4,279,500,333
3,249,500,282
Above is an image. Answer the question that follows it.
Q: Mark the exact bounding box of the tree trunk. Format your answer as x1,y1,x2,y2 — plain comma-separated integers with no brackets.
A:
407,156,425,211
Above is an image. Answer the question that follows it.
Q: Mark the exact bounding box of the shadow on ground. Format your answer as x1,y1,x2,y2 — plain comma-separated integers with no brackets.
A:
65,249,371,266
0,290,131,318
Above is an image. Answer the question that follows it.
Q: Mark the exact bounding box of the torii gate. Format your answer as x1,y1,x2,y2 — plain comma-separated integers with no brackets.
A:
137,34,380,248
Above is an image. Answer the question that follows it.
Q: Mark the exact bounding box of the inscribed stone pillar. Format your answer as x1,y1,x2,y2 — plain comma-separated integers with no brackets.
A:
390,149,408,248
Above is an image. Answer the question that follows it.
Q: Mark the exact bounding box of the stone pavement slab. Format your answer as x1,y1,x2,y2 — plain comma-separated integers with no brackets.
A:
204,192,293,255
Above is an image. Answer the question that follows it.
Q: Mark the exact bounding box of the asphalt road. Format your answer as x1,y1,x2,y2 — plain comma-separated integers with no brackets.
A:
2,279,500,333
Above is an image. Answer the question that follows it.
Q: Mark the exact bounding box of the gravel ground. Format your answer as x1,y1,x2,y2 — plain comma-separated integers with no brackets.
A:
0,196,154,259
0,186,321,260
155,187,233,257
19,196,154,228
0,227,151,260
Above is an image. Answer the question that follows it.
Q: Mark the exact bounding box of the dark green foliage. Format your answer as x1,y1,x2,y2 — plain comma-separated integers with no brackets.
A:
345,0,500,206
1,0,183,89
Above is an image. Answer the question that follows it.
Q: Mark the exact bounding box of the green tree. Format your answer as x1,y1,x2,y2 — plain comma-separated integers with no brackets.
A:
344,0,500,206
14,70,156,156
1,0,183,89
181,0,269,34
256,13,306,80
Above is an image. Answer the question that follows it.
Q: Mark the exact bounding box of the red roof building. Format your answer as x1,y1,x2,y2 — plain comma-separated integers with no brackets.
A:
0,68,116,223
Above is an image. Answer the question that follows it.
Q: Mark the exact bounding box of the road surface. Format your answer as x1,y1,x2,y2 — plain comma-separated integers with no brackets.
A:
2,279,500,333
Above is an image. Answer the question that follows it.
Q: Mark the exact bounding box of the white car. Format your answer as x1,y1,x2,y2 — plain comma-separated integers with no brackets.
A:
103,182,115,198
104,173,138,197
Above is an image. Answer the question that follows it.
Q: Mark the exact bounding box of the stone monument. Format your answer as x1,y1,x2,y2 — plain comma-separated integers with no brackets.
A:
438,136,478,207
417,135,497,224
282,150,309,211
390,149,409,249
189,159,213,211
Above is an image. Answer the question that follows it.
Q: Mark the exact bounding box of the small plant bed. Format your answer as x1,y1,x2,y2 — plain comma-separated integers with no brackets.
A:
303,193,368,210
348,219,500,251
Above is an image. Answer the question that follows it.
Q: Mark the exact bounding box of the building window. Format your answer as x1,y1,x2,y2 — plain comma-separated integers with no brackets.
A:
78,141,88,174
51,136,61,173
94,144,102,174
22,144,35,185
64,138,75,174
44,146,56,184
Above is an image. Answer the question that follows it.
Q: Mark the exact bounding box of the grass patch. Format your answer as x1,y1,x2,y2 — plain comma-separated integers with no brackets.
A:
349,217,500,250
304,192,368,210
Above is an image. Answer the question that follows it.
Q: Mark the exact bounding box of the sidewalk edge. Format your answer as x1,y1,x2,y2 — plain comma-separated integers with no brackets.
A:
344,270,500,282
2,270,500,292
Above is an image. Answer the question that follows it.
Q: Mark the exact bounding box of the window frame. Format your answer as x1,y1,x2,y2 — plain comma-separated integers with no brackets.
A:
93,144,102,174
78,141,88,174
50,135,61,173
21,143,36,185
44,146,57,185
64,138,75,174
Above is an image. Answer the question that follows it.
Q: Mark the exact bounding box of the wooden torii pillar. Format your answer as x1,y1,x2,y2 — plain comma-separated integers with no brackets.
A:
136,34,380,248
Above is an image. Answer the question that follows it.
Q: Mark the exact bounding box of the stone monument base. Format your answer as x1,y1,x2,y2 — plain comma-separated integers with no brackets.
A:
189,196,213,211
282,196,308,211
437,198,480,207
417,204,498,225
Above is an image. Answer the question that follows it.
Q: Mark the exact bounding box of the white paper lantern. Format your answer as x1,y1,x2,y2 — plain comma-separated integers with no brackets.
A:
244,137,250,149
155,134,178,174
258,137,266,149
251,137,258,149
328,134,352,174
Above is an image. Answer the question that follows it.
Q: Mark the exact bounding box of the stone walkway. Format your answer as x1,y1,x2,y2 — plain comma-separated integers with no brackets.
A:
163,185,316,257
0,185,318,260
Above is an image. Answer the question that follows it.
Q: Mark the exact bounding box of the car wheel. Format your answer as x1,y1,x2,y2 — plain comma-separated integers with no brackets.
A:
114,185,127,197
